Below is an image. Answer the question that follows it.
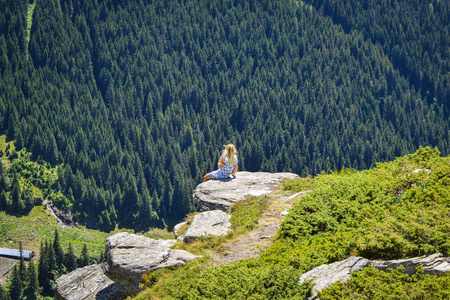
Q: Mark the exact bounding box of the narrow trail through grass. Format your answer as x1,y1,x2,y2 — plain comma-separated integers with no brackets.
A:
213,190,311,266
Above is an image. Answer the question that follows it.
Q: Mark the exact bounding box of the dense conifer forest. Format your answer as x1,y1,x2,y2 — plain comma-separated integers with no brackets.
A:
0,0,449,230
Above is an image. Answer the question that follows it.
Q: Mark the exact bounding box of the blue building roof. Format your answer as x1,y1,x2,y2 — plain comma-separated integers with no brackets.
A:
0,248,34,260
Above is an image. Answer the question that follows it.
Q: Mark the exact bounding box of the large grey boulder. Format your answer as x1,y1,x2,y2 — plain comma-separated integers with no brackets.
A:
55,264,125,300
194,171,298,212
299,253,450,299
56,232,201,299
372,253,450,275
299,256,371,299
182,210,232,243
105,232,201,295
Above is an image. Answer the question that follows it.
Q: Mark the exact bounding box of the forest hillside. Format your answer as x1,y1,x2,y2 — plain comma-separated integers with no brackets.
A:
0,0,449,230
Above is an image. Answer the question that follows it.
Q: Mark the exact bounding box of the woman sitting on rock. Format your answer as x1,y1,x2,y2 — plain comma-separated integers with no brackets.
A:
203,144,239,182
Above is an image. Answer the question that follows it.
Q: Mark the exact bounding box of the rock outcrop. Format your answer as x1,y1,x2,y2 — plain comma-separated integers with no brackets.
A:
371,253,450,275
181,210,232,243
105,232,200,295
56,232,201,300
55,264,125,300
194,171,298,212
299,256,371,299
299,253,450,300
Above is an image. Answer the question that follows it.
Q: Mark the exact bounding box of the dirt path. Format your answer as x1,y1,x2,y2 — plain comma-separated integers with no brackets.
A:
0,257,17,285
213,191,311,266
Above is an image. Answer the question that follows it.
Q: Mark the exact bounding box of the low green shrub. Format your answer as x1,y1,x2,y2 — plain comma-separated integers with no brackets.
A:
137,147,450,299
319,266,450,300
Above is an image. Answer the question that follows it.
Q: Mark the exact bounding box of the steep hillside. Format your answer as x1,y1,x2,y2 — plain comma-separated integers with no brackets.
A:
303,0,450,116
0,0,449,231
135,147,450,299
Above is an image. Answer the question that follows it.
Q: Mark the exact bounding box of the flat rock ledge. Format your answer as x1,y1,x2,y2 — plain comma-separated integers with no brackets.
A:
299,253,450,300
181,210,232,243
193,171,298,212
56,232,201,300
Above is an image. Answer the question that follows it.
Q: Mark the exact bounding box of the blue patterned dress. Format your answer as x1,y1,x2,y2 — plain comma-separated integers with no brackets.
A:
210,155,238,179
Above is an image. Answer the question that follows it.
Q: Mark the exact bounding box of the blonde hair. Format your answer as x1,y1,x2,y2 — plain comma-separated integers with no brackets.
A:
223,144,237,165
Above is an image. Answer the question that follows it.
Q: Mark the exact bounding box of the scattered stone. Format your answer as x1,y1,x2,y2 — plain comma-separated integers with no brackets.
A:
182,210,231,243
173,221,187,239
194,171,298,212
281,209,289,216
413,168,431,174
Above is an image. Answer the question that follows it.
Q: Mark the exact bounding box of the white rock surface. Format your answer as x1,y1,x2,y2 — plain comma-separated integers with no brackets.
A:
182,210,231,243
299,253,450,299
299,256,370,299
56,232,201,299
372,253,450,275
173,221,187,239
194,171,298,212
105,232,201,295
55,264,125,300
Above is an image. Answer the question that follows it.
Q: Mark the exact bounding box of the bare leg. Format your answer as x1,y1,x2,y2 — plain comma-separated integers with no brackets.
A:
203,173,212,182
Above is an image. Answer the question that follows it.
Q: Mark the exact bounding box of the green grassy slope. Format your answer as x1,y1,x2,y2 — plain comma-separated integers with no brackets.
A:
135,147,450,299
0,135,108,256
0,206,107,256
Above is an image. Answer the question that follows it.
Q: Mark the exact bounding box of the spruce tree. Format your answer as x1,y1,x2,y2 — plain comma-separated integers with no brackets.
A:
0,190,9,211
53,229,64,270
6,113,16,142
9,266,22,300
64,242,77,272
10,175,24,213
0,284,11,300
0,161,5,191
18,242,26,281
47,240,56,275
15,130,23,151
26,258,38,300
38,241,51,293
81,244,89,267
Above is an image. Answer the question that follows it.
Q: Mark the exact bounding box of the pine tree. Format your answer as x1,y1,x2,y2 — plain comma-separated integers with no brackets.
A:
18,242,26,281
47,240,56,275
9,266,22,300
0,284,11,300
81,244,89,267
38,241,51,293
0,161,5,191
64,242,77,272
15,130,23,151
6,113,17,142
0,190,9,211
53,229,64,270
10,175,24,213
25,258,38,300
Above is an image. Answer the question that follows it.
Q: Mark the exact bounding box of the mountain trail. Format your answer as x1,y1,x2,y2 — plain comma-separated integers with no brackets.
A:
213,190,311,266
